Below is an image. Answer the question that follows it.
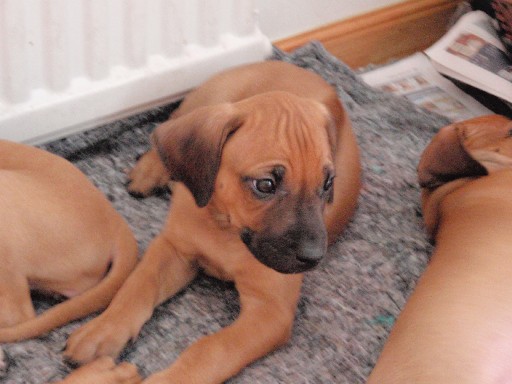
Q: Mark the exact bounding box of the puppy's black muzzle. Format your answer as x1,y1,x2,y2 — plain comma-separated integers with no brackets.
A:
241,223,327,274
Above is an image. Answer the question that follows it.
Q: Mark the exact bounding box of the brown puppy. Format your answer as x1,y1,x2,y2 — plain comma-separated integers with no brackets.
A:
0,140,138,342
64,61,361,383
368,115,512,383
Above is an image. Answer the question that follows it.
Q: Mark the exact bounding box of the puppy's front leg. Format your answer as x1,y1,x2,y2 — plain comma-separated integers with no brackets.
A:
65,235,198,364
144,273,303,384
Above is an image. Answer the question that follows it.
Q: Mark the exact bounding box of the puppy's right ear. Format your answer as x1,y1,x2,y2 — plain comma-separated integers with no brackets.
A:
417,122,487,189
153,104,243,207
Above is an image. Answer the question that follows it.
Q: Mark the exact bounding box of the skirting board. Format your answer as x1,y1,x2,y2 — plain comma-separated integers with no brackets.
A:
275,0,463,68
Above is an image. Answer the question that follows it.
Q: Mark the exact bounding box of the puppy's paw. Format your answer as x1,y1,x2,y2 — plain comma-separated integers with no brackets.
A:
64,316,134,365
57,357,141,384
126,150,169,198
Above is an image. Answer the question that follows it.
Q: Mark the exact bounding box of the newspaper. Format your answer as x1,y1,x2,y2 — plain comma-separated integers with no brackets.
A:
425,10,511,103
360,53,493,122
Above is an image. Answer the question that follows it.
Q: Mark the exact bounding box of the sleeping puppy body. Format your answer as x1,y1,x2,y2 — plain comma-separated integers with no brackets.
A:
0,141,138,374
368,115,512,384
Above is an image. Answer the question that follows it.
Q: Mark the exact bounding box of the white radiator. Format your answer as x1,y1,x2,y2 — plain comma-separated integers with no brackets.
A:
0,0,271,144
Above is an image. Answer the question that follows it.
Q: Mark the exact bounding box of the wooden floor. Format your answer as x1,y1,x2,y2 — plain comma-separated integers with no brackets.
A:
275,0,463,68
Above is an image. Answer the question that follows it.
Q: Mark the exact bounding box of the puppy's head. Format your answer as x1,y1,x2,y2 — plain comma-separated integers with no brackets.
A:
417,114,512,236
154,91,337,274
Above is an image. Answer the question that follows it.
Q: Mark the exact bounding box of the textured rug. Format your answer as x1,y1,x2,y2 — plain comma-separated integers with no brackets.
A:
2,42,450,383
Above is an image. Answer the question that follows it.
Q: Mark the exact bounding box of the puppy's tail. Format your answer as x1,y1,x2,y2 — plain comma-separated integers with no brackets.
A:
0,223,138,343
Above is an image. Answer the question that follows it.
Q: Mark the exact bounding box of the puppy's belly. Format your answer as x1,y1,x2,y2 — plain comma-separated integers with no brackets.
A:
29,269,106,298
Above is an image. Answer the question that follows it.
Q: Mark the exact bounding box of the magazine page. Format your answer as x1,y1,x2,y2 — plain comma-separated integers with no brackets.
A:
425,11,512,103
360,53,493,122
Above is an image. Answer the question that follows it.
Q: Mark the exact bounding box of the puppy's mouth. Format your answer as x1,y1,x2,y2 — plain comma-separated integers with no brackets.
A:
240,227,326,274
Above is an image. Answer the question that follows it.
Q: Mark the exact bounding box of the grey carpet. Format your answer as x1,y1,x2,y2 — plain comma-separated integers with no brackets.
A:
2,42,450,383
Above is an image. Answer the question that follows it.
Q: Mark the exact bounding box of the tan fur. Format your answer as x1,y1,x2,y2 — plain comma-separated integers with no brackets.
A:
0,140,138,342
64,61,361,383
368,115,512,384
55,357,141,384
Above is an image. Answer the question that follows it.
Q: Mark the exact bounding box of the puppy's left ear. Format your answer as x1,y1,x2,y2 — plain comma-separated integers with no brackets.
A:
153,104,243,207
418,115,512,189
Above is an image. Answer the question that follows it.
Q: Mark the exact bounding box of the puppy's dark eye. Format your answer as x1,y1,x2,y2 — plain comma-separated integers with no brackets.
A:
323,175,334,191
253,178,276,194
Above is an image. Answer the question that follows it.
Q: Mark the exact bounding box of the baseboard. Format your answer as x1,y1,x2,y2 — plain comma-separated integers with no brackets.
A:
275,0,463,68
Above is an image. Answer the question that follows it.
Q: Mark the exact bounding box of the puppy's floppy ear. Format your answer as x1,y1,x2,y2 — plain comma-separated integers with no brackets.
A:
417,121,487,189
153,103,243,207
418,115,512,189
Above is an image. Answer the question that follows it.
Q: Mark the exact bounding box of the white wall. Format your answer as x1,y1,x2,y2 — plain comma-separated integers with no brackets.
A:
256,0,406,41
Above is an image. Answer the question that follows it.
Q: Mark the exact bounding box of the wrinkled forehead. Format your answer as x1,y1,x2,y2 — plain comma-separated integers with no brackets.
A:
222,94,333,180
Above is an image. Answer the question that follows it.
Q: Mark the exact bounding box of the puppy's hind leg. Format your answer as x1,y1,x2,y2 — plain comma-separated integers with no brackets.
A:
0,270,35,328
126,149,169,198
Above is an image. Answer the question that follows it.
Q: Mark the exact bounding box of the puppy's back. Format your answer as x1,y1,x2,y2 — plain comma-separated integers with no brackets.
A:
173,61,338,117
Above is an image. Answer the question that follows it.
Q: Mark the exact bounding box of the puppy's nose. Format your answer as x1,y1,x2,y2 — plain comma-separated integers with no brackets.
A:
296,241,325,265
